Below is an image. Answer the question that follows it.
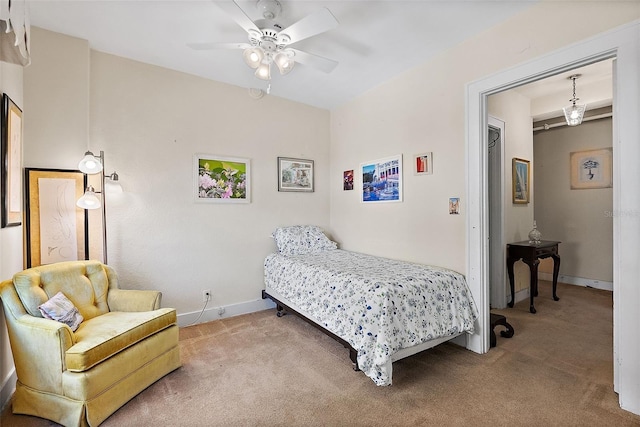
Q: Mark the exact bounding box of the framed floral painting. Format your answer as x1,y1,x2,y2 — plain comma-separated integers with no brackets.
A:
194,154,250,203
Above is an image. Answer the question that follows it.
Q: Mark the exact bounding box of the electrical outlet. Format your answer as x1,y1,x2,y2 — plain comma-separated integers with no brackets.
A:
202,290,211,303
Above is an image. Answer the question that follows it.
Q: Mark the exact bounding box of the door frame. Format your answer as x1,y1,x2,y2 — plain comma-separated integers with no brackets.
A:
488,116,506,309
465,21,640,414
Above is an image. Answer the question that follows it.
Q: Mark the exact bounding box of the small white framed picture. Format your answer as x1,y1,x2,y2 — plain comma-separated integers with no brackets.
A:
414,152,433,175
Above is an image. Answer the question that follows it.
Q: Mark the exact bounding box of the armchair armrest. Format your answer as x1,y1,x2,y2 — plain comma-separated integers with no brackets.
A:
107,289,162,312
10,314,75,394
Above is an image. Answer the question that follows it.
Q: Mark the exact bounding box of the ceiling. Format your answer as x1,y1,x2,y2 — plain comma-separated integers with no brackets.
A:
512,59,614,121
27,0,537,110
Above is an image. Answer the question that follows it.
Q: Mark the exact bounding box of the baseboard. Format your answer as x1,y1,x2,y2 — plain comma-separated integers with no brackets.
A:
511,287,530,305
1,368,16,412
538,273,613,291
177,297,276,327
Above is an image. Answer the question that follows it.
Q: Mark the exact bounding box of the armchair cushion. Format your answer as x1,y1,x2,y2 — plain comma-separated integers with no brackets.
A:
66,308,176,371
38,291,84,331
13,260,110,321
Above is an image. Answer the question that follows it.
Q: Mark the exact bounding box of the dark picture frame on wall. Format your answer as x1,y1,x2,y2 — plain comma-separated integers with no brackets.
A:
1,93,23,227
25,168,89,268
277,157,314,192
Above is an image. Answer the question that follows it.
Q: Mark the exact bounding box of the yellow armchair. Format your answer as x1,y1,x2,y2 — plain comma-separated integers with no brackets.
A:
0,260,181,426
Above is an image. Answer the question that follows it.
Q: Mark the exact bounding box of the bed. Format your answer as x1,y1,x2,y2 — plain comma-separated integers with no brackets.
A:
262,226,478,386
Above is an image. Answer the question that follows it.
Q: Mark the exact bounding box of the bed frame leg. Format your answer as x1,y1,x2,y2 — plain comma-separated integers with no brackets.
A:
349,348,360,371
276,304,287,318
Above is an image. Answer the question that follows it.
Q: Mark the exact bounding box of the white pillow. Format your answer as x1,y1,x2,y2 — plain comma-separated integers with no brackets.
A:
38,291,84,332
273,225,337,256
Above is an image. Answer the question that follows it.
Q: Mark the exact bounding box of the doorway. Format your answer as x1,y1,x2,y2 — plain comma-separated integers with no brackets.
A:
465,22,640,414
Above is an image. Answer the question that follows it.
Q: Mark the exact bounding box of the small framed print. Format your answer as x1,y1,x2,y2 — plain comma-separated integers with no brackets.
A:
343,170,354,190
449,197,460,214
278,157,314,192
414,152,433,175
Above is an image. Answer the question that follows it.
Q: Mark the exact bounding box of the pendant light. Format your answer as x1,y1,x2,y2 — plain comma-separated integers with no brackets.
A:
563,74,587,126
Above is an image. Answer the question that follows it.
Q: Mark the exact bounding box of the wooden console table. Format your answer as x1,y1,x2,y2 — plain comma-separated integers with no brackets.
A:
506,240,561,314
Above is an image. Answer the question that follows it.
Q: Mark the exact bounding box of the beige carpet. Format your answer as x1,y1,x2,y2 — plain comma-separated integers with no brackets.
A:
3,281,640,426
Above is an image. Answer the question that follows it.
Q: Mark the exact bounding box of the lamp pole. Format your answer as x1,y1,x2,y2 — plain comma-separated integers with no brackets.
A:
99,151,108,264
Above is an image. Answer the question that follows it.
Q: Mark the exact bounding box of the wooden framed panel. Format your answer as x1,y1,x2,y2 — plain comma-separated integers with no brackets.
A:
25,168,89,268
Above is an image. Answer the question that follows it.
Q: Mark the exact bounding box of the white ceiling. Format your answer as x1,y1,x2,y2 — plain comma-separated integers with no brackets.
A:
27,0,537,110
512,59,614,121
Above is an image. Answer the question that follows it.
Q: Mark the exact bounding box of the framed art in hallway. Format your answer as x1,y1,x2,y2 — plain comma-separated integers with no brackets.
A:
361,154,403,203
570,148,612,189
1,93,23,227
512,157,530,204
25,168,89,268
194,154,251,203
278,157,314,192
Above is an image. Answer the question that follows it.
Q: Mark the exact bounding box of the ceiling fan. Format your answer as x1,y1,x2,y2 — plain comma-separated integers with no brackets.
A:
188,0,339,82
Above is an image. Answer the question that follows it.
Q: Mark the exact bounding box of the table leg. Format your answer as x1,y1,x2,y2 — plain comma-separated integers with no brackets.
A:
551,253,561,301
524,258,539,314
506,257,516,308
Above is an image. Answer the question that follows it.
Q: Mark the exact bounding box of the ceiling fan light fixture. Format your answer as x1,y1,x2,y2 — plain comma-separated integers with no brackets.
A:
243,47,264,69
274,51,295,75
255,62,271,80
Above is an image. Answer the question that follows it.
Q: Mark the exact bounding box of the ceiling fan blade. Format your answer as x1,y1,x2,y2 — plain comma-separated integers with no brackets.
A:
187,42,250,50
289,49,338,74
279,8,339,45
214,0,260,34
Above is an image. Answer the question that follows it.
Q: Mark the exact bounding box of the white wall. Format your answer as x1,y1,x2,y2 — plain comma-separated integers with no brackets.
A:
88,51,331,315
488,90,534,297
330,2,634,276
22,28,331,322
534,118,613,283
0,61,23,410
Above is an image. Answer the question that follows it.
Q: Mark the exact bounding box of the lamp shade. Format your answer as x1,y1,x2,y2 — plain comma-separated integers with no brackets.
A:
563,103,586,126
76,186,101,209
274,52,295,75
255,62,271,80
78,151,103,174
243,47,264,69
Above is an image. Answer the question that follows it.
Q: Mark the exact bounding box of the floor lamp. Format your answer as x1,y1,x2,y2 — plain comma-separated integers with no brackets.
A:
76,150,119,264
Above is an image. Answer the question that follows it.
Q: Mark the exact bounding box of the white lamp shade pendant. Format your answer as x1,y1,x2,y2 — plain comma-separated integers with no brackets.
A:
563,103,587,126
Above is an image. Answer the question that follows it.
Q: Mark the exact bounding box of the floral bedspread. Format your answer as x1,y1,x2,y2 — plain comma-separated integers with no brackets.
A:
264,249,478,386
